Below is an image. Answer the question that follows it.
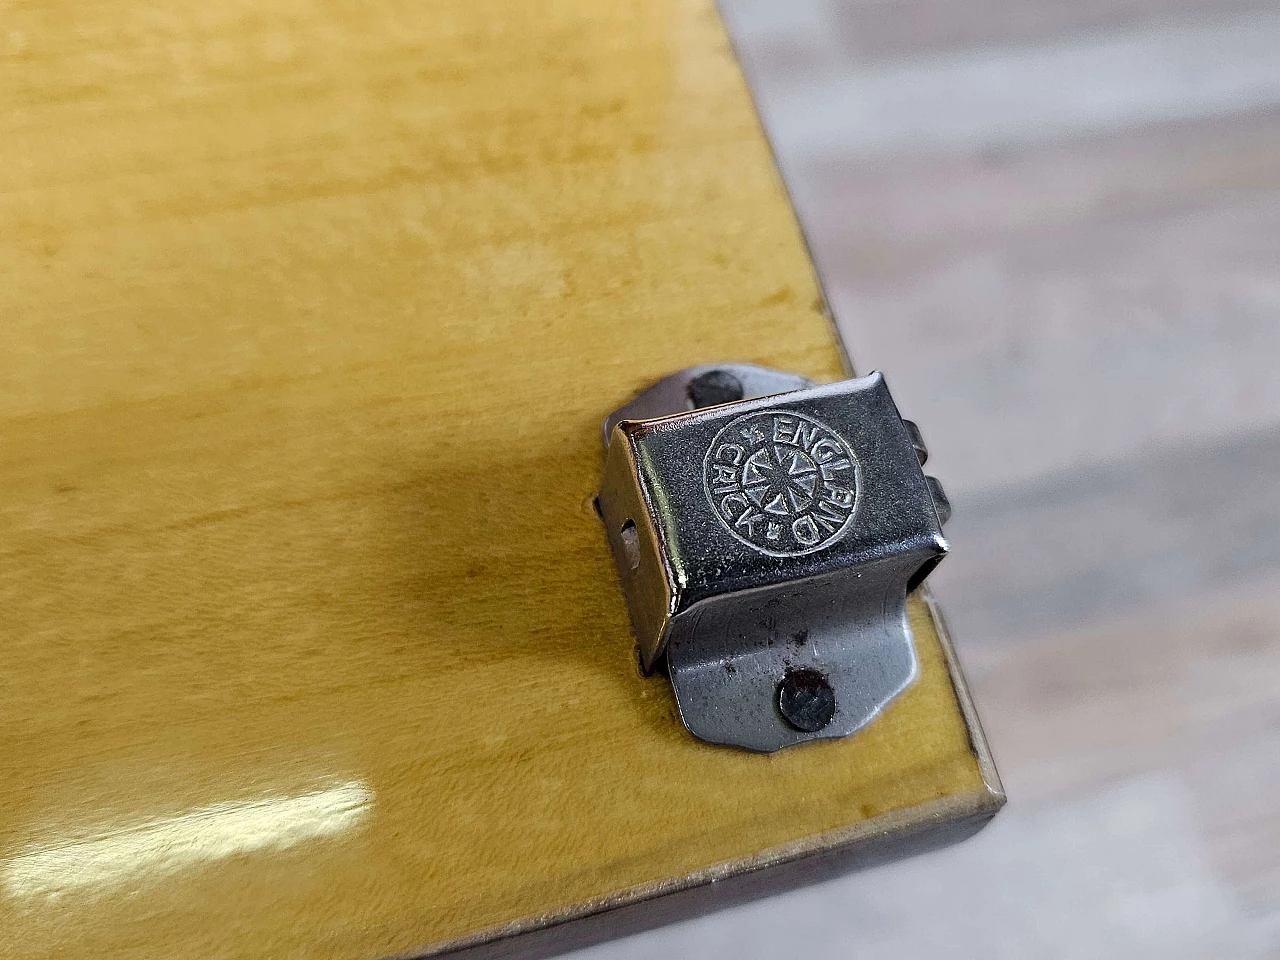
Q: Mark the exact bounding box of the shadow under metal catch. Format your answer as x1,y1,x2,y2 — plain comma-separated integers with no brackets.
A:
597,364,951,752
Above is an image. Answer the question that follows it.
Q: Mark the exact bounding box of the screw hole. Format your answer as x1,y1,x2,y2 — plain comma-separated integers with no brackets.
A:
620,520,641,571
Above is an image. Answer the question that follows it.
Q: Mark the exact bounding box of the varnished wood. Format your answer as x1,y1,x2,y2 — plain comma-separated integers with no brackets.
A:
0,1,998,957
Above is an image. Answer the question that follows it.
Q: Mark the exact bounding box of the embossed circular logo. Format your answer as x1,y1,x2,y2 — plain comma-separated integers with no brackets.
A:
703,410,859,556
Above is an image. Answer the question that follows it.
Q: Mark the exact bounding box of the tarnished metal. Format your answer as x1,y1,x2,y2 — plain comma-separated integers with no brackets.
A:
598,365,952,752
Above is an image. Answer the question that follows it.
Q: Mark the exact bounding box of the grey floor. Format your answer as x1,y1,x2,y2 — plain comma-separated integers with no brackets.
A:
578,1,1280,957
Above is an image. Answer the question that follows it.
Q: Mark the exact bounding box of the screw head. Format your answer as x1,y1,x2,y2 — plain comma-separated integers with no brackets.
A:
777,668,836,733
687,369,744,409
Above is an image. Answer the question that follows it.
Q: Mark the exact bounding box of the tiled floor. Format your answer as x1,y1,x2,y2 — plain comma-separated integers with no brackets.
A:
580,1,1280,956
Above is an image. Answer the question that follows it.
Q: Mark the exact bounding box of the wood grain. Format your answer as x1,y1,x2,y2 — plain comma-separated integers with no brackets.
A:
0,1,996,957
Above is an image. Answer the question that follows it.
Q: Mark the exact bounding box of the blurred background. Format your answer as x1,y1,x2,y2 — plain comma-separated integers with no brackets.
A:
581,1,1280,957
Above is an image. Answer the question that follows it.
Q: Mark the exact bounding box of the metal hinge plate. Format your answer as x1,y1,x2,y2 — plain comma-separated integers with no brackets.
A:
597,364,951,752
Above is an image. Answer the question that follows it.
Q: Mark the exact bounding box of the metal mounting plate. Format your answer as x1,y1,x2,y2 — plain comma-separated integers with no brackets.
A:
602,363,814,447
598,365,950,752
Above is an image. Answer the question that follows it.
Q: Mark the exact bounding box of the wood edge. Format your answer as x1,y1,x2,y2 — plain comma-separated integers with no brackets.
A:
916,585,1007,803
712,0,854,379
408,785,1001,960
406,589,1006,960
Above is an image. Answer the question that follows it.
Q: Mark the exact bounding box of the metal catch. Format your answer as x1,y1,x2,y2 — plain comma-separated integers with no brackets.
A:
597,364,950,752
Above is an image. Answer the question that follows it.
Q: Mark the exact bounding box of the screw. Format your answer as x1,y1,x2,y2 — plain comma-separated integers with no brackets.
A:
687,369,744,409
777,668,836,733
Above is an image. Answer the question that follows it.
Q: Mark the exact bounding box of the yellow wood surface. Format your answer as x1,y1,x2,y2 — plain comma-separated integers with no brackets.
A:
0,1,994,957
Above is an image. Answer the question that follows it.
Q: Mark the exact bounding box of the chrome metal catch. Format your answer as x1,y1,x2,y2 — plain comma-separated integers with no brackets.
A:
597,364,951,752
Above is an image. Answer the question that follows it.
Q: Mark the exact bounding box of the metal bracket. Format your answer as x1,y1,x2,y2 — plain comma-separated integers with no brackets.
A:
598,364,950,752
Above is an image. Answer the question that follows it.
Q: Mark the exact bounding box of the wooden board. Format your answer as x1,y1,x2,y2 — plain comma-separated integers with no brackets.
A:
0,1,1001,957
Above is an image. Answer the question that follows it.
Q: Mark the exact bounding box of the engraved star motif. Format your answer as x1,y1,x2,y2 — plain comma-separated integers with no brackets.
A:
741,447,819,516
705,410,857,555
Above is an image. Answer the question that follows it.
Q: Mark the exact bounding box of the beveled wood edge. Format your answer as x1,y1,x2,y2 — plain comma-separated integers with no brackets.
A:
715,5,855,381
405,591,1006,960
919,584,1006,803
